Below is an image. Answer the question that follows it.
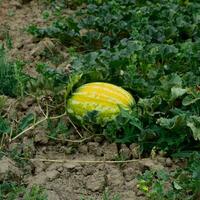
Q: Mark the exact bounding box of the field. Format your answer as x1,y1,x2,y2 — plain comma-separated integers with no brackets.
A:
0,0,200,200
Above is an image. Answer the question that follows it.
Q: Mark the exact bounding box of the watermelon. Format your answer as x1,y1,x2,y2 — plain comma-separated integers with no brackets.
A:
66,82,135,124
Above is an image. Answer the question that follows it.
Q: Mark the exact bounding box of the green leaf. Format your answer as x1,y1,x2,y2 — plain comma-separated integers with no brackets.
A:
173,181,182,190
138,95,162,116
182,93,200,106
0,116,10,135
65,73,82,99
18,113,35,133
170,87,187,101
187,116,200,141
157,115,186,130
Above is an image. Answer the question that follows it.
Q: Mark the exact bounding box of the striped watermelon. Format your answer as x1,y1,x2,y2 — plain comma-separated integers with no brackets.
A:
66,82,135,124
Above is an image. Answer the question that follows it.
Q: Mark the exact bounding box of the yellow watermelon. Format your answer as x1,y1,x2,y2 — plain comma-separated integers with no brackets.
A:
66,82,135,123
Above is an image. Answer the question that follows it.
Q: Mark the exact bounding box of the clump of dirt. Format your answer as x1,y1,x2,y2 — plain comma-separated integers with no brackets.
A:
0,156,22,182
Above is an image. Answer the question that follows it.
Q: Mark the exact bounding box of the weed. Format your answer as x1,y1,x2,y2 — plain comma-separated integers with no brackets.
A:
0,182,47,200
137,153,200,200
0,45,28,97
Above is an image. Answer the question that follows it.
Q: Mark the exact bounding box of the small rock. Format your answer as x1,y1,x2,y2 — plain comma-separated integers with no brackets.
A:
0,156,22,181
103,143,118,160
119,144,131,160
85,171,105,192
46,190,60,200
165,158,173,167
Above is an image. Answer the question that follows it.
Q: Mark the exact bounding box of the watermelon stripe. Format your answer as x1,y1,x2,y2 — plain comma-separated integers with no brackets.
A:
72,92,129,107
77,84,133,106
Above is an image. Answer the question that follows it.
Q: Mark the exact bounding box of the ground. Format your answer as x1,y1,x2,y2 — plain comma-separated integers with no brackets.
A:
0,1,180,200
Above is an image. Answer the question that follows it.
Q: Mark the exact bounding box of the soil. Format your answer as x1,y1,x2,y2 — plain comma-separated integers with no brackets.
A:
0,1,178,200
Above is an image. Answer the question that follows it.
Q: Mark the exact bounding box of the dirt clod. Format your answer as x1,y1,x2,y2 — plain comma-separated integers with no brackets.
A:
103,142,118,160
46,170,60,181
63,162,81,170
78,144,88,154
0,156,22,181
165,157,173,167
130,143,140,159
139,158,164,171
34,131,49,144
106,165,124,187
47,190,60,200
119,144,131,159
85,171,106,192
23,137,36,157
123,167,136,181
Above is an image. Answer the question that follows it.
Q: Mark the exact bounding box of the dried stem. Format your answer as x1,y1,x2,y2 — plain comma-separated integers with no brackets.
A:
48,135,95,143
10,113,66,142
29,158,146,164
67,116,83,138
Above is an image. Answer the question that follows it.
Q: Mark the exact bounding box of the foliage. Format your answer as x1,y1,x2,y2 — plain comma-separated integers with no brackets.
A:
0,45,28,97
0,182,47,200
137,153,200,200
0,116,11,136
27,0,200,153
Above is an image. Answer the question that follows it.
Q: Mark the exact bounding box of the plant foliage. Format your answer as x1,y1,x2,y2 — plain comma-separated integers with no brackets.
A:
138,153,200,200
27,0,200,152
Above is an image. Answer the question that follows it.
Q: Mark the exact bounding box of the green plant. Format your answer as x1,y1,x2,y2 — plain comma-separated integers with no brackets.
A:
0,182,47,200
27,0,200,153
0,45,28,97
0,96,6,113
138,153,200,200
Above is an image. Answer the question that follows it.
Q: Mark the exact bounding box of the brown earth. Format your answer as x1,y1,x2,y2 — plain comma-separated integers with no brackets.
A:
0,1,177,200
